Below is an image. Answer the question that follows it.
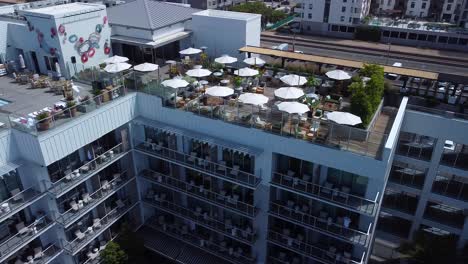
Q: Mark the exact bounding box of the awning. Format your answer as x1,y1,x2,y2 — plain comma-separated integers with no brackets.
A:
0,161,21,177
111,31,192,48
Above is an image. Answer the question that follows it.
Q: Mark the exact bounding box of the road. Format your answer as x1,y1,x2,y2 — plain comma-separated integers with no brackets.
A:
261,37,468,78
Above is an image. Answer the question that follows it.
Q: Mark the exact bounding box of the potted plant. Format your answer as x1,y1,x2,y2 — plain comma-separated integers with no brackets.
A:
36,112,51,131
233,76,243,89
66,100,77,117
92,89,102,105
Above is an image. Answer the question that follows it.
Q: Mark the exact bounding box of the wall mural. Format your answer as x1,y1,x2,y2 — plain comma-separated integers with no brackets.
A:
26,15,110,64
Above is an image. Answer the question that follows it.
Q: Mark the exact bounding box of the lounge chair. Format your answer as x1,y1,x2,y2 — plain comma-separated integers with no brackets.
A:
10,188,23,202
16,222,29,235
70,200,79,212
93,218,102,229
75,230,85,240
82,193,92,204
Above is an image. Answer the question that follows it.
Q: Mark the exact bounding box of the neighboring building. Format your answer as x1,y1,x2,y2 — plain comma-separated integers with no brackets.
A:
404,0,430,18
295,0,371,34
163,0,246,10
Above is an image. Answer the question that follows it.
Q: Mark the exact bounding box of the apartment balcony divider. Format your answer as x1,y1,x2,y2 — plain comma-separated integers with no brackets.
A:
268,230,364,264
63,199,138,255
271,172,378,216
48,143,127,198
145,218,256,264
135,140,261,188
56,171,134,228
0,215,55,262
0,187,45,223
143,197,256,245
269,202,370,246
140,169,258,217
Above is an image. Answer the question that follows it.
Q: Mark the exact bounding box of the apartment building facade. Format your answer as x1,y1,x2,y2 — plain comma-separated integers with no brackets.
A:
374,105,468,259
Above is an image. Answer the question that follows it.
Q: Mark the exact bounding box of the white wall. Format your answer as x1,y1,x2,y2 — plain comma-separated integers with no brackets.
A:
405,0,430,17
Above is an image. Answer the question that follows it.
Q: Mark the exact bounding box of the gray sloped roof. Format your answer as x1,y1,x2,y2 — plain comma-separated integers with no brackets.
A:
107,0,199,30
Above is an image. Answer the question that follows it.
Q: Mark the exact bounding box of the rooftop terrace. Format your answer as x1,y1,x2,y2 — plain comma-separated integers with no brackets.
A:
368,17,468,34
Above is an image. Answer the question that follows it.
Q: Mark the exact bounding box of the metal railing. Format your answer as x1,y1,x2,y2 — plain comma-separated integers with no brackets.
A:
36,244,63,264
0,187,44,222
269,202,370,246
271,172,378,216
135,141,261,188
140,169,258,217
0,215,54,260
8,85,128,135
268,230,364,264
48,143,125,197
143,198,256,244
146,218,256,264
63,199,136,255
56,171,132,227
407,104,468,121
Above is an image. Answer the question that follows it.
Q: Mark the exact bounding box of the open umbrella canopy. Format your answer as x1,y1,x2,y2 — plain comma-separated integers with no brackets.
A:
104,55,129,64
104,62,132,73
325,111,362,126
215,55,237,64
243,57,265,66
238,93,269,106
205,86,234,97
278,102,310,114
234,67,259,77
274,87,304,100
186,68,212,78
161,78,189,89
326,70,352,81
179,47,202,55
280,74,307,86
134,62,159,72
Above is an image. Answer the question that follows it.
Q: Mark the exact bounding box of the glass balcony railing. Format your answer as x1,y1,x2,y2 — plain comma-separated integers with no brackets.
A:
35,244,63,264
271,172,378,216
63,199,136,255
268,230,364,264
146,218,256,264
140,169,258,217
269,203,370,246
143,198,256,244
135,141,261,188
48,143,126,197
0,187,44,222
8,86,129,136
56,171,133,227
0,215,54,261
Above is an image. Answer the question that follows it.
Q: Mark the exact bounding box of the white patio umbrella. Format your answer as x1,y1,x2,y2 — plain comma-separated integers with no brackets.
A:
325,111,362,126
277,102,310,114
104,62,132,73
179,47,202,55
239,93,269,106
205,86,234,97
306,93,319,100
134,62,159,72
274,87,304,100
234,67,259,77
55,62,61,77
243,57,265,66
280,74,307,86
161,78,189,89
104,55,129,64
326,70,352,81
19,54,26,69
215,55,238,64
186,68,212,78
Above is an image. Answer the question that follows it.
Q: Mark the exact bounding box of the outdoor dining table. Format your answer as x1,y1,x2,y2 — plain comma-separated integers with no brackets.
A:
213,72,223,77
220,79,230,86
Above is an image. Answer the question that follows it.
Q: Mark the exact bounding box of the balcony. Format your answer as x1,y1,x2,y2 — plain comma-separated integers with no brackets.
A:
140,169,258,217
382,190,418,216
145,218,256,264
269,202,370,246
271,172,378,215
388,166,426,189
63,199,137,255
268,230,364,264
0,187,45,223
143,197,256,244
48,143,126,197
56,171,134,227
423,202,465,229
9,243,62,264
135,141,261,188
0,215,55,262
432,175,468,202
8,85,129,136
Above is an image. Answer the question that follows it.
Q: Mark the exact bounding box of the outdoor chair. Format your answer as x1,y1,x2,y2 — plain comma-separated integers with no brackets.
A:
33,247,43,259
217,161,226,173
16,222,29,235
75,230,85,240
10,188,22,202
70,200,79,212
93,218,102,229
230,165,240,177
339,186,351,200
321,182,334,195
326,246,337,259
82,193,92,204
99,241,107,251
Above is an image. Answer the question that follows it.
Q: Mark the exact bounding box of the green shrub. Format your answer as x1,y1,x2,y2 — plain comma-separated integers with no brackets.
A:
101,241,127,264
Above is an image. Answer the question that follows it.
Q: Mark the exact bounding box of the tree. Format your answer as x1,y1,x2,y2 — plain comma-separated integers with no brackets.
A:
117,224,145,264
348,80,373,126
101,241,127,264
229,2,287,27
